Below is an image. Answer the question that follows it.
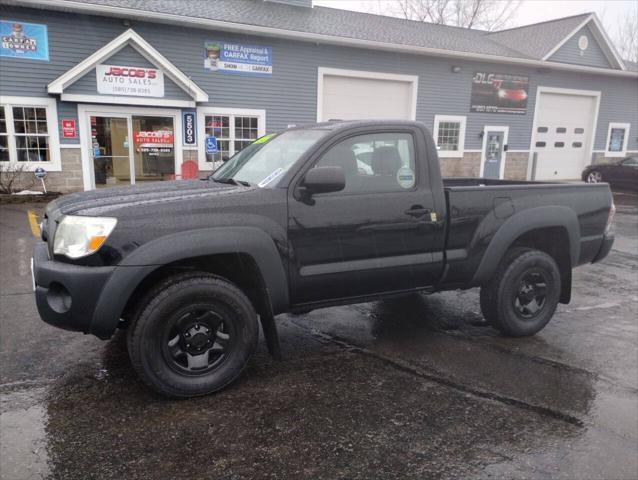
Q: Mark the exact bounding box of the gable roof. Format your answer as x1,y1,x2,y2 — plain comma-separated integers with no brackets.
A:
486,13,591,60
14,0,636,77
48,29,208,104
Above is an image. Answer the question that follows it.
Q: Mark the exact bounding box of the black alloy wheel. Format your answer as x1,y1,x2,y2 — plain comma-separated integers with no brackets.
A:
127,273,258,398
513,270,549,320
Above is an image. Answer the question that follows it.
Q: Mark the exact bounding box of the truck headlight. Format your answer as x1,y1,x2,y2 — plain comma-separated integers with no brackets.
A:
53,215,117,259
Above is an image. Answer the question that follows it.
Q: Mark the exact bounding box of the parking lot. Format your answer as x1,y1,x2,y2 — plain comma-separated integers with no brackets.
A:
1,190,636,480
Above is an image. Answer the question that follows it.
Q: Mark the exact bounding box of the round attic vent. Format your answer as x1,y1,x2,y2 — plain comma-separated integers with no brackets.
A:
578,35,589,51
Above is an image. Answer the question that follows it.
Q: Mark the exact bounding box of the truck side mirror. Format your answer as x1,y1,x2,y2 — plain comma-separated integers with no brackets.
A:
302,166,345,195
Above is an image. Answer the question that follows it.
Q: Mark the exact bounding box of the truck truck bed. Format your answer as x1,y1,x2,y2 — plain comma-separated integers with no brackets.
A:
441,178,614,287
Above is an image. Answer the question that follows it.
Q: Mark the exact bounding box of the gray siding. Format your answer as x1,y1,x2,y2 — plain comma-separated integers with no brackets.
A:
65,45,191,100
56,101,80,145
548,25,612,69
1,6,636,153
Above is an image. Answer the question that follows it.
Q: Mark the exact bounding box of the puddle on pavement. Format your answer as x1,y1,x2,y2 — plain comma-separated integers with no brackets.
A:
0,387,50,480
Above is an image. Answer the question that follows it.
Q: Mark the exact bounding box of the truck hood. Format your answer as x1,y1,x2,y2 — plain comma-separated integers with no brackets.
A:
46,180,245,217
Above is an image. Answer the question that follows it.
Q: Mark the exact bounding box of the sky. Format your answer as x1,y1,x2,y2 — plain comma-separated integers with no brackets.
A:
313,0,636,32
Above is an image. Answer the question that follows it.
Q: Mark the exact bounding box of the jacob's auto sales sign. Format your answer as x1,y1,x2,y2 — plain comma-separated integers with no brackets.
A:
134,130,174,155
96,64,165,97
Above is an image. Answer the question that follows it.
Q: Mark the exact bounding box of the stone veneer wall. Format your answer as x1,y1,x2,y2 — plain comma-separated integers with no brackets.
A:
439,151,529,180
3,147,84,194
503,152,529,180
592,151,638,165
45,148,84,192
439,152,481,177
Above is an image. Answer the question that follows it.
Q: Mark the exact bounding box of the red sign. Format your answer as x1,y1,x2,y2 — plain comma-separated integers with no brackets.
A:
133,130,174,147
61,118,76,138
104,66,157,79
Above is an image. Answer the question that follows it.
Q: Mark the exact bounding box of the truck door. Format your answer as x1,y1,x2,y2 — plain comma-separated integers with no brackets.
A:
287,128,445,305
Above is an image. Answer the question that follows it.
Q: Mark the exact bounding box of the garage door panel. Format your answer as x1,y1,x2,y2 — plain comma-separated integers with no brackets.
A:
533,92,596,180
321,75,413,121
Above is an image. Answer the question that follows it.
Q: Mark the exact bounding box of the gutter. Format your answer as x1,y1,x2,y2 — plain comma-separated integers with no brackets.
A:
11,0,638,79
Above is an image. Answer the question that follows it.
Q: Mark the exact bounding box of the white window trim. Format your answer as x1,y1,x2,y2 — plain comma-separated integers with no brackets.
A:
0,96,62,172
316,67,418,122
196,107,266,171
605,122,631,158
433,115,467,158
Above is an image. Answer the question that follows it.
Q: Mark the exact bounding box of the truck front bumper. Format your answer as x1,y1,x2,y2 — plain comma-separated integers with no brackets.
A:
33,242,116,338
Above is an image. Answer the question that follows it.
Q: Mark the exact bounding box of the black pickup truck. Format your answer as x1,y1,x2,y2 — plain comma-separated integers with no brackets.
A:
33,121,615,397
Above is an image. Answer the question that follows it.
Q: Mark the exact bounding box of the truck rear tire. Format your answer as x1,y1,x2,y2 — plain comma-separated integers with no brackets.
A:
127,272,258,398
480,247,561,337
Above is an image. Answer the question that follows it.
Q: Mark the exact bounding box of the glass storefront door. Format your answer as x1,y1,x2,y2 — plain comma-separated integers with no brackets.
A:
132,116,175,183
91,115,131,188
89,113,175,188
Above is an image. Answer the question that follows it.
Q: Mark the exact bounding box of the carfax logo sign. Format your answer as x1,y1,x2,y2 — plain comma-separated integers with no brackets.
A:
204,41,272,76
0,20,49,61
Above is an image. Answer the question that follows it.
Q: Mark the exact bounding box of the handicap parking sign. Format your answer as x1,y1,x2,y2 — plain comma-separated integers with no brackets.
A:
205,136,218,154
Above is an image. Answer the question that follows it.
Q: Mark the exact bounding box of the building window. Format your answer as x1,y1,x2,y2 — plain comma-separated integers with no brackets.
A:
0,97,61,170
13,106,51,162
605,122,630,157
0,107,8,162
433,115,466,158
197,108,265,170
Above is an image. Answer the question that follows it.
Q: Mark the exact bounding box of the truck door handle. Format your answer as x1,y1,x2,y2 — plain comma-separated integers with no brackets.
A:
405,206,431,217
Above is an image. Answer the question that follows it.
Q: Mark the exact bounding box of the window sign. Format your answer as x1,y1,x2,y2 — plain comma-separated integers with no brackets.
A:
470,72,529,114
204,42,272,76
183,112,196,146
0,21,49,61
205,136,218,154
96,64,165,97
133,130,174,155
61,119,76,138
608,128,625,152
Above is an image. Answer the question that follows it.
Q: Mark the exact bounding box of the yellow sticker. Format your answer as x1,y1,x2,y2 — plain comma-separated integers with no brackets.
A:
254,133,275,144
430,212,438,223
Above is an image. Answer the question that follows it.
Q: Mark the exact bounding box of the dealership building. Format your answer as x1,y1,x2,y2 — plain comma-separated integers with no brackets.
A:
1,0,637,192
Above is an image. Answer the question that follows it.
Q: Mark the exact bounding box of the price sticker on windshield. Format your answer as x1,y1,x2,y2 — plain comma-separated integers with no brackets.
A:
258,168,284,188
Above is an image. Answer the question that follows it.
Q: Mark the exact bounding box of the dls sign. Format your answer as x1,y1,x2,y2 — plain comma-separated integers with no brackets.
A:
96,64,164,97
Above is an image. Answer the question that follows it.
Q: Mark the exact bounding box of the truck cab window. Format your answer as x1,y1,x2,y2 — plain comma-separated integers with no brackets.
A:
314,132,416,193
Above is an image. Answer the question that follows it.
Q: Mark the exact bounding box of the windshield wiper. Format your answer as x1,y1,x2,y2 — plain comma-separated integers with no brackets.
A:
212,177,253,187
212,177,239,185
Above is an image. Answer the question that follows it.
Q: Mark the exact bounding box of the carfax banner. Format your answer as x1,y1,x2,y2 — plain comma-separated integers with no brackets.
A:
204,41,272,76
0,20,49,61
470,72,529,114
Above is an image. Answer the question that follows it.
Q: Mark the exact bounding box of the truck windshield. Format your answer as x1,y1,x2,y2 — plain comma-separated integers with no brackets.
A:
212,129,328,187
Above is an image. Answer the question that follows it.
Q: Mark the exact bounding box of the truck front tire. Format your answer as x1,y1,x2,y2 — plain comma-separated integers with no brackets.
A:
480,248,561,337
127,272,258,398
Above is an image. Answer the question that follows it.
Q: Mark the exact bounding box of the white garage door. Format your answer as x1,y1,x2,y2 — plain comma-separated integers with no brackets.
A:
532,91,597,180
320,72,415,122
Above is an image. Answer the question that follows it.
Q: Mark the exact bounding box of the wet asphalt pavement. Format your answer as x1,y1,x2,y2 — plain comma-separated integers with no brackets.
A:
1,191,637,480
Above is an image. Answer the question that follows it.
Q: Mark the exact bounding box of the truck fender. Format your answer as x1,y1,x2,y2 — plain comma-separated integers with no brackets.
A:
469,206,580,286
89,227,289,339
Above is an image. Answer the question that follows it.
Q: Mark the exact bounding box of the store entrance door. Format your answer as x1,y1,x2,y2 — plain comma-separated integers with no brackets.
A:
91,115,132,188
83,107,179,190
